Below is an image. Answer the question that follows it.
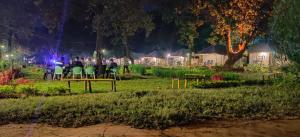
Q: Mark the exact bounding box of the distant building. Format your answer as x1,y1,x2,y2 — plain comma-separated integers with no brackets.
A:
248,43,275,66
192,45,228,66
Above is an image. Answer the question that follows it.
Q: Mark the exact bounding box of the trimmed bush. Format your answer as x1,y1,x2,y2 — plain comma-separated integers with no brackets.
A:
0,86,299,129
0,85,14,94
220,72,240,81
16,85,39,95
46,86,68,95
152,67,213,78
193,80,268,89
193,81,242,88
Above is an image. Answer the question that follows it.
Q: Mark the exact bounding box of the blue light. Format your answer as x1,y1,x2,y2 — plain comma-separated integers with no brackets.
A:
51,59,56,64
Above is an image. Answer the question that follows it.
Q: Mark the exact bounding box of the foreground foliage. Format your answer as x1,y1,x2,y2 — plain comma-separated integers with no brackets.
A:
0,85,299,129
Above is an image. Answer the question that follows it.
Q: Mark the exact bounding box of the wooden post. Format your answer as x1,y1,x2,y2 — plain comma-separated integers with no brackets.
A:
84,80,87,93
114,80,117,92
178,79,180,89
68,81,71,93
172,78,174,89
184,79,187,89
88,81,92,93
111,81,114,91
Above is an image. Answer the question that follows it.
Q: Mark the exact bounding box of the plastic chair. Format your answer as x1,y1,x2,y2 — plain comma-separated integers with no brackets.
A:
53,66,63,80
85,66,96,79
72,67,83,79
110,68,121,81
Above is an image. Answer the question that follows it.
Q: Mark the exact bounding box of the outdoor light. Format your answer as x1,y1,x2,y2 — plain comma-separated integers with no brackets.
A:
102,49,106,53
0,45,4,48
10,54,14,57
51,59,56,64
167,53,171,58
5,54,9,58
259,52,268,57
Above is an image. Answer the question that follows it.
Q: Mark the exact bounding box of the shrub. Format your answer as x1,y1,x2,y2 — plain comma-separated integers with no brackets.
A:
152,67,213,78
14,78,31,85
0,85,14,94
193,80,268,89
46,86,68,95
20,66,44,80
16,85,39,95
245,64,269,73
129,65,146,75
220,72,240,81
193,81,242,88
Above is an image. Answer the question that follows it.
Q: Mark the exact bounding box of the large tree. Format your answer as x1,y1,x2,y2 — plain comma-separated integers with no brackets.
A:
0,0,38,58
155,0,205,66
89,0,154,64
194,0,275,68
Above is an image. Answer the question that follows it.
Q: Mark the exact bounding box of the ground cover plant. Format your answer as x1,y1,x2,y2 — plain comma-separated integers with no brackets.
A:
0,84,299,129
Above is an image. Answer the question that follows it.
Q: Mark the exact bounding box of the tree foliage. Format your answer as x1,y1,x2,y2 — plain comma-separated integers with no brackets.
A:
192,0,275,68
271,0,300,66
89,0,154,60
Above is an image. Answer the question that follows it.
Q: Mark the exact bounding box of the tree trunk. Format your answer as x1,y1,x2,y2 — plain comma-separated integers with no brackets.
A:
188,47,192,67
224,29,247,69
95,26,103,66
123,37,134,64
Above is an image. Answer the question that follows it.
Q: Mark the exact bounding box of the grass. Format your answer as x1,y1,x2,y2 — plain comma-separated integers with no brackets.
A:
1,66,298,129
0,85,299,129
32,78,172,93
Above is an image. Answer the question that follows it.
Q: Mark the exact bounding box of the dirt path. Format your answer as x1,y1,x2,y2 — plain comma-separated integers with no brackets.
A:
0,120,300,137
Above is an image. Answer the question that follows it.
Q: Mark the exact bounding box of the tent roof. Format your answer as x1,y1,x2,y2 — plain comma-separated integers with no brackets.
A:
199,45,227,55
248,43,274,53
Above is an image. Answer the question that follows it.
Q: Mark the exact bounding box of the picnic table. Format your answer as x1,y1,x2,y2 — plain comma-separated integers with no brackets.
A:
63,78,117,93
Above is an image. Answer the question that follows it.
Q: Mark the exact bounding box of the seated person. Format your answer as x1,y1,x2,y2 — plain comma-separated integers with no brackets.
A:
85,58,94,68
106,59,118,78
73,56,84,68
55,57,65,67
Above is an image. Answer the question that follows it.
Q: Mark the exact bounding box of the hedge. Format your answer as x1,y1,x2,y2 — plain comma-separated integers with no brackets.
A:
151,67,213,78
192,80,269,89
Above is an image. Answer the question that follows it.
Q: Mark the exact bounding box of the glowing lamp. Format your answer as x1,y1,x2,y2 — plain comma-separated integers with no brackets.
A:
259,52,268,57
167,53,171,58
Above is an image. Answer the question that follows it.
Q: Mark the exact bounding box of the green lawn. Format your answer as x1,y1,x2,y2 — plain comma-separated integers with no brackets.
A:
1,66,298,129
32,78,173,93
0,84,299,129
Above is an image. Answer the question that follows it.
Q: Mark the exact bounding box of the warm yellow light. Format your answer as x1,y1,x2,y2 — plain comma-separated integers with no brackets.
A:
259,52,268,57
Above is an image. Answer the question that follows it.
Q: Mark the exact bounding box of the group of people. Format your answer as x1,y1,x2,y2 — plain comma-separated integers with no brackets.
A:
43,56,127,80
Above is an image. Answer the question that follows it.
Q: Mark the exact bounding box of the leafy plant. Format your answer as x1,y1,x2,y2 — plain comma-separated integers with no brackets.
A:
16,85,39,95
0,86,14,94
129,65,146,75
47,86,68,95
220,72,240,81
